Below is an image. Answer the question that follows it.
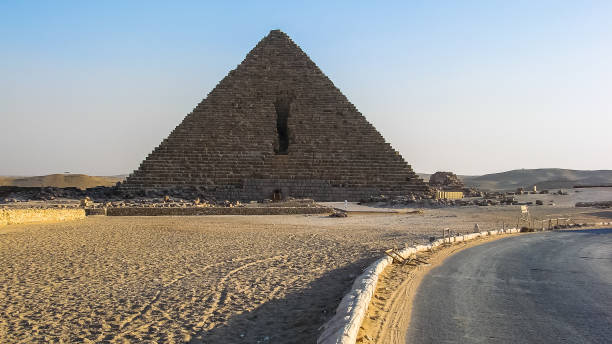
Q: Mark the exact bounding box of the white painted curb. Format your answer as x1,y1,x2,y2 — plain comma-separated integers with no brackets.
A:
317,228,520,344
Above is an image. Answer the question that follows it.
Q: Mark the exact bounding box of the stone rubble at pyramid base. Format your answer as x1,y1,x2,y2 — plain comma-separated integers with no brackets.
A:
1,184,431,205
121,178,430,202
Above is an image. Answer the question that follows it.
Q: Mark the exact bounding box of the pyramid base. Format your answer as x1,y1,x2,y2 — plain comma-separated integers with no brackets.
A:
121,178,429,202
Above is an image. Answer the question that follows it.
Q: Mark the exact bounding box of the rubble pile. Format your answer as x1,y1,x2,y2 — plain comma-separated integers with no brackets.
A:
360,189,560,208
462,187,483,197
428,171,465,190
0,185,236,204
575,201,612,209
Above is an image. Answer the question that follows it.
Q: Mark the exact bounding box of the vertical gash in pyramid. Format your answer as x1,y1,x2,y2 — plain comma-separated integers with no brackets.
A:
123,30,427,201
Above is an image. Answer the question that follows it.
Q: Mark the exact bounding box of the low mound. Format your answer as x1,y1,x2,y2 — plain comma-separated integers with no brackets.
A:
466,169,612,191
420,169,612,191
0,174,125,190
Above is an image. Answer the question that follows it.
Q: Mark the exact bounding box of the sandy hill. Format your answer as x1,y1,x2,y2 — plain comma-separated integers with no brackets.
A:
0,174,125,190
419,169,612,191
2,169,611,192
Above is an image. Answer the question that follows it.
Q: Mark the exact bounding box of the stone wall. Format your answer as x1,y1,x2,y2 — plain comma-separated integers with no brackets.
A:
85,208,107,216
122,30,427,201
0,208,85,227
104,206,332,216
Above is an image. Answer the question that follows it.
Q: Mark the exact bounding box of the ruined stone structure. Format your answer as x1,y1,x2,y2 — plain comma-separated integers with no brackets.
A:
428,171,465,191
122,30,427,201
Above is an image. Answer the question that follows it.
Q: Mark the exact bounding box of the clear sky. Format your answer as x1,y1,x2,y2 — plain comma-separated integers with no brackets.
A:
1,1,610,176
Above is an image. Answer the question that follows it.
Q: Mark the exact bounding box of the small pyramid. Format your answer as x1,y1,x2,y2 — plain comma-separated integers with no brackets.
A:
123,30,427,201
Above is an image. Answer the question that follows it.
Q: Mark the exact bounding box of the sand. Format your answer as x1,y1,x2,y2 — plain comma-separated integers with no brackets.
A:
0,205,610,343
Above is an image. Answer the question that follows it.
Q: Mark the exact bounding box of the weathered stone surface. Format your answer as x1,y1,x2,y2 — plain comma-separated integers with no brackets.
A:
329,211,348,218
121,30,426,201
0,208,85,227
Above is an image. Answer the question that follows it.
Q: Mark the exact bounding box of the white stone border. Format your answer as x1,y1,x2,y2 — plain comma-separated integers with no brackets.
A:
317,228,520,344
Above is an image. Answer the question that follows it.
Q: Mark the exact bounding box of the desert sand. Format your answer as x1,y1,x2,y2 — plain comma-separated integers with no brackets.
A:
0,204,610,343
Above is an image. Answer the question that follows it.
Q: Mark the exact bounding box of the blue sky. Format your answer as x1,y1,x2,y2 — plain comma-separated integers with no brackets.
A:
1,1,610,175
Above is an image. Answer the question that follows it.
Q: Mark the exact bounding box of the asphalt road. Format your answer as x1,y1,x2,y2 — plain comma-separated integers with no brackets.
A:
406,229,612,344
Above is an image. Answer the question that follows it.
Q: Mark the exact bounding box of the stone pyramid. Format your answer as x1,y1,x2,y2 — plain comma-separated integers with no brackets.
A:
123,30,427,201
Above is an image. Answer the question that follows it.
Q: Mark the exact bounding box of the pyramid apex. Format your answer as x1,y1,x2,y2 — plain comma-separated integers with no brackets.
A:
249,29,301,56
265,29,291,40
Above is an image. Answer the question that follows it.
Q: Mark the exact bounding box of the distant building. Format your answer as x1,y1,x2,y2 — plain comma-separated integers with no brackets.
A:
435,191,464,200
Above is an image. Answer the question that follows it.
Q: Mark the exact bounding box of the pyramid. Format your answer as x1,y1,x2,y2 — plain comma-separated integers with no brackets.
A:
123,30,427,201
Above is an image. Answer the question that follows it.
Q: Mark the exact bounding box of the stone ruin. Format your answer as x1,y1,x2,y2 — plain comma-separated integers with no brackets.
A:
121,30,427,201
427,171,465,191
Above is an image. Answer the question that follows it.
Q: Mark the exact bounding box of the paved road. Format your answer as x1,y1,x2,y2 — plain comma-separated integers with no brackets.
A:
407,229,612,344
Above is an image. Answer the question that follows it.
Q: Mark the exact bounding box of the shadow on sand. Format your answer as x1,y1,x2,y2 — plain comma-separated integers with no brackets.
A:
188,258,373,344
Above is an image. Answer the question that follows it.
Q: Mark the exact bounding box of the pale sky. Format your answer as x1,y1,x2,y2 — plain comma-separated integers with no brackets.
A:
1,1,611,176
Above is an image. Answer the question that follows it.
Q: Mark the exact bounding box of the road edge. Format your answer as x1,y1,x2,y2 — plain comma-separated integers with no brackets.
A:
360,232,520,343
316,228,520,344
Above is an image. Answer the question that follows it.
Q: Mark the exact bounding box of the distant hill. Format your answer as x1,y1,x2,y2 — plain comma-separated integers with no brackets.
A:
0,174,126,190
3,169,611,192
419,169,612,191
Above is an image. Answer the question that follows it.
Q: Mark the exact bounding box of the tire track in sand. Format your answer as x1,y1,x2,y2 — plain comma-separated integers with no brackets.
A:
110,254,288,341
193,254,288,332
109,256,255,342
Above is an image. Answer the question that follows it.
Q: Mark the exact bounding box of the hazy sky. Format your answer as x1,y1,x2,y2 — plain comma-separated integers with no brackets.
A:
1,1,611,176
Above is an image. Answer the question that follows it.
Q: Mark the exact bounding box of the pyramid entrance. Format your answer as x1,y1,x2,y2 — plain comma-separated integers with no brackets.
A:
272,189,283,201
122,30,427,201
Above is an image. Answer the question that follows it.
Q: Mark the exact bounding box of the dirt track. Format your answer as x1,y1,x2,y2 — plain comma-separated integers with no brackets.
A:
0,206,609,343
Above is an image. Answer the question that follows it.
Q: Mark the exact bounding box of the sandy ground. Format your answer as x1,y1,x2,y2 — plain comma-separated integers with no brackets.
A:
357,234,519,344
0,204,611,343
